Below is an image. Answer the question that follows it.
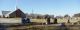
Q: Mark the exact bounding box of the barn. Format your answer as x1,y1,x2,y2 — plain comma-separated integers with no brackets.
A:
2,8,26,18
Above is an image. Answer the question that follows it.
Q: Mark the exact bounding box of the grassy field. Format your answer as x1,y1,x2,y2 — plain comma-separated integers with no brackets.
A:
0,18,80,30
0,18,79,23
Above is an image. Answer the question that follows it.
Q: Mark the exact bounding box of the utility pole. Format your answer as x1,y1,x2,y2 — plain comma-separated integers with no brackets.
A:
32,8,34,19
32,8,33,14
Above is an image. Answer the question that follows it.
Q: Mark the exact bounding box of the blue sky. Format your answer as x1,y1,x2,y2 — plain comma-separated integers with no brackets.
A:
0,0,80,16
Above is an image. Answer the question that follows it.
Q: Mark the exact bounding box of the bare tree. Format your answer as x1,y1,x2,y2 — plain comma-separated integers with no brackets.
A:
44,14,50,19
49,15,54,19
37,15,42,19
64,14,70,18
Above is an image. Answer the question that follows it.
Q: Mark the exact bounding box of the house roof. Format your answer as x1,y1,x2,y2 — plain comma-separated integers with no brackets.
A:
5,11,14,17
5,8,25,17
2,11,11,15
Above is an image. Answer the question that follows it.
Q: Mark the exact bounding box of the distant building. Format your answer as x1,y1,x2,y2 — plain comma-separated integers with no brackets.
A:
2,11,11,18
28,14,44,19
55,16,63,19
73,13,80,17
2,8,26,18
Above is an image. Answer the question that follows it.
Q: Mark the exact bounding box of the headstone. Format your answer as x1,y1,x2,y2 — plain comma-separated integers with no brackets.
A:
60,23,68,30
46,17,50,24
61,23,66,27
25,18,31,23
21,18,31,24
54,18,57,24
22,18,26,24
67,19,70,23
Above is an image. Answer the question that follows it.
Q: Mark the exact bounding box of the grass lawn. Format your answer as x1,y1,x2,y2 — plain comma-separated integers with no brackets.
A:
0,18,80,30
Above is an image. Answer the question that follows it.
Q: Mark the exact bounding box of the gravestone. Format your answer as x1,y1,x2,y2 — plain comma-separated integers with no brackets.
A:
67,20,70,23
46,17,51,24
60,23,68,30
67,19,70,23
61,23,66,27
21,18,31,24
25,18,31,23
53,18,58,24
22,18,26,24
